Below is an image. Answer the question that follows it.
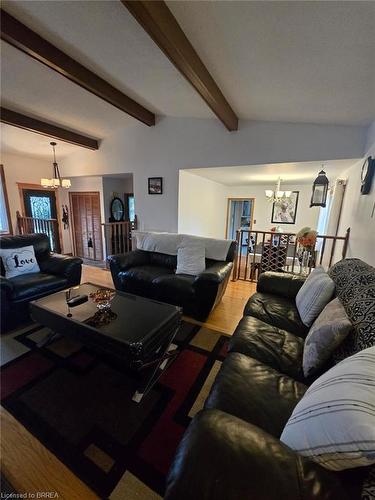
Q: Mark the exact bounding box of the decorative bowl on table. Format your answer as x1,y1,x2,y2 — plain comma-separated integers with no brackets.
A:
89,288,116,311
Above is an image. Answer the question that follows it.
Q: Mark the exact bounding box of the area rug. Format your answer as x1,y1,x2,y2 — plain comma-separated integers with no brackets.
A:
1,321,229,499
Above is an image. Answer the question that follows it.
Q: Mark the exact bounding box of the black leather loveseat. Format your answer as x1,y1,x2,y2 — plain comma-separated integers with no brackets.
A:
165,262,373,500
0,233,82,331
109,242,236,321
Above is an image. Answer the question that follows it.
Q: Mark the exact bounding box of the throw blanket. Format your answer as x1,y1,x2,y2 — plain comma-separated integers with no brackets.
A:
133,231,233,261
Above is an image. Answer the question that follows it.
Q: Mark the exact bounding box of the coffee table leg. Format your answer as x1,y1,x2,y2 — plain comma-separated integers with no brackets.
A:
132,326,180,403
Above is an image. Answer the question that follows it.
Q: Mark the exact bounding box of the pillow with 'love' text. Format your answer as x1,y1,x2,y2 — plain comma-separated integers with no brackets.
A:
0,246,40,279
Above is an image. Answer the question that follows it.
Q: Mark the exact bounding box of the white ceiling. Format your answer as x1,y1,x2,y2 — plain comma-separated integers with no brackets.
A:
168,0,375,126
0,123,86,159
0,0,374,158
185,159,360,186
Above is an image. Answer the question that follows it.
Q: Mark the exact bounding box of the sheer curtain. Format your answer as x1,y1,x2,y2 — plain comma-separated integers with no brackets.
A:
318,179,346,267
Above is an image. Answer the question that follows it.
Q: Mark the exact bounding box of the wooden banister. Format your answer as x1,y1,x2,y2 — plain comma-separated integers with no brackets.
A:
16,211,60,252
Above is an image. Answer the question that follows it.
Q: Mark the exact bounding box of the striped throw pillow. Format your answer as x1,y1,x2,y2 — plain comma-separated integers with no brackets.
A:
280,346,375,471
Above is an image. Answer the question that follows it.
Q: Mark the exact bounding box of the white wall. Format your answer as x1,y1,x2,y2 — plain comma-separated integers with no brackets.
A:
61,117,366,233
178,170,320,240
224,183,320,235
0,153,72,253
336,121,375,265
178,170,226,238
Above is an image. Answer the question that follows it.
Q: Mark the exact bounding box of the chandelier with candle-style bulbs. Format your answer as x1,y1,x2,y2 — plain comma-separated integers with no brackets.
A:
265,177,291,203
41,142,71,189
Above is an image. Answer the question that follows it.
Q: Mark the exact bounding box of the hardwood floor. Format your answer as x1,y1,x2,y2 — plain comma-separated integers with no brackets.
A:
1,265,256,498
81,265,256,334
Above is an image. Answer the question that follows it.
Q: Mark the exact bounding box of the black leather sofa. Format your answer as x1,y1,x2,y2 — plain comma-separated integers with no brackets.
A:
109,242,236,321
165,268,370,500
0,234,82,331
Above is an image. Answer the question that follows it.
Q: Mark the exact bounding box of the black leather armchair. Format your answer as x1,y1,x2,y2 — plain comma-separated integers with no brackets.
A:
0,233,82,331
109,242,236,321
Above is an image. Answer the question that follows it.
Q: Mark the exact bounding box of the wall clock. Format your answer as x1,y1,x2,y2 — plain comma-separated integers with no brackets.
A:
361,156,375,195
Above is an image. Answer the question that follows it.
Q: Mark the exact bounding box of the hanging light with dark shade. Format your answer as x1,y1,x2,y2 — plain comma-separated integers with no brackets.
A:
310,169,329,207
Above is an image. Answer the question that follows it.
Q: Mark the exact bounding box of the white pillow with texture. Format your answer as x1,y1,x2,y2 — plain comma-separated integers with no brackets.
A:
176,245,205,276
281,346,375,471
0,245,40,278
296,268,335,326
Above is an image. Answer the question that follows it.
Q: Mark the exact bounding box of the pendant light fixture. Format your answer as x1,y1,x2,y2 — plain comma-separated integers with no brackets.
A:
265,177,292,203
310,168,329,207
41,142,71,189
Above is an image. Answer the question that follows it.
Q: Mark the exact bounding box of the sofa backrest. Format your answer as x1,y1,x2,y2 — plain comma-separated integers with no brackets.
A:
134,232,237,263
328,258,375,357
0,233,51,256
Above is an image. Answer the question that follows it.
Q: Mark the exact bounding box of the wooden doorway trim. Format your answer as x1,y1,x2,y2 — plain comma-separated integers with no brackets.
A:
225,198,255,239
0,164,13,235
69,191,103,261
17,182,64,253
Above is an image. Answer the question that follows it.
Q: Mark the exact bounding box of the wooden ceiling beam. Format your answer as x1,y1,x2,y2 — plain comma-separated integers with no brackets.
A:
1,107,100,150
0,9,155,127
122,0,238,131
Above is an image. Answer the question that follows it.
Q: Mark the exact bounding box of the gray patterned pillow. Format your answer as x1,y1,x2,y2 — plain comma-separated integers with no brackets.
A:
303,298,353,377
329,259,375,360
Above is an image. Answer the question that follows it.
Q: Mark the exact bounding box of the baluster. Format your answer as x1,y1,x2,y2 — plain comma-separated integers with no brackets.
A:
251,231,258,282
319,237,327,265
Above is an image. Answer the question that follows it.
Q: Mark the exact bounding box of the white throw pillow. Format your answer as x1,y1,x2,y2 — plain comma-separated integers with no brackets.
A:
176,246,205,276
296,268,335,326
281,346,375,471
0,245,40,278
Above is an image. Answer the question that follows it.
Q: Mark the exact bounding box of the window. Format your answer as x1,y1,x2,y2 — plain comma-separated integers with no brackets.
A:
0,165,12,235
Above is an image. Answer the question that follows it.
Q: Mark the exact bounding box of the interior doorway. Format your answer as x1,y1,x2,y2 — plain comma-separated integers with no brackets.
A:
69,191,103,261
226,198,254,240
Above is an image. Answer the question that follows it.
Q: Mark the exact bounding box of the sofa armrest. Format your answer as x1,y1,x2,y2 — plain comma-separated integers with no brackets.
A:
194,261,233,287
108,250,150,273
166,409,349,500
257,271,306,299
0,275,15,299
39,254,82,285
108,250,150,290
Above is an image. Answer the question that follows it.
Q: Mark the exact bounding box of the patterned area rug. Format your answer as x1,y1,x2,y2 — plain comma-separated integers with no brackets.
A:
1,321,229,499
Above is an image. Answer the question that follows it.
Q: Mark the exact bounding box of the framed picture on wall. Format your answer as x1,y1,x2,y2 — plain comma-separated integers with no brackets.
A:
148,177,163,195
271,191,299,224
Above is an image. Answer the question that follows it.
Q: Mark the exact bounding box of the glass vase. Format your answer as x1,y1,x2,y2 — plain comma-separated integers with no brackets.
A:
300,249,310,276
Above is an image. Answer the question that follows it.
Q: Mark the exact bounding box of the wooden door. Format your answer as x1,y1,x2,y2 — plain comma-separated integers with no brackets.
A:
70,192,103,261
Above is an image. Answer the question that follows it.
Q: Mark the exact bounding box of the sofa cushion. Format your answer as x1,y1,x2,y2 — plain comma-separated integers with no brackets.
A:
0,245,41,279
204,352,307,437
117,265,174,297
303,297,353,378
281,346,375,471
244,292,308,338
229,316,305,381
176,245,206,276
296,268,335,327
10,273,68,301
152,274,195,306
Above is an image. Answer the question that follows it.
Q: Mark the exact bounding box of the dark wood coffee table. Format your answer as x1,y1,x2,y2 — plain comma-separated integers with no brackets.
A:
30,283,182,402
